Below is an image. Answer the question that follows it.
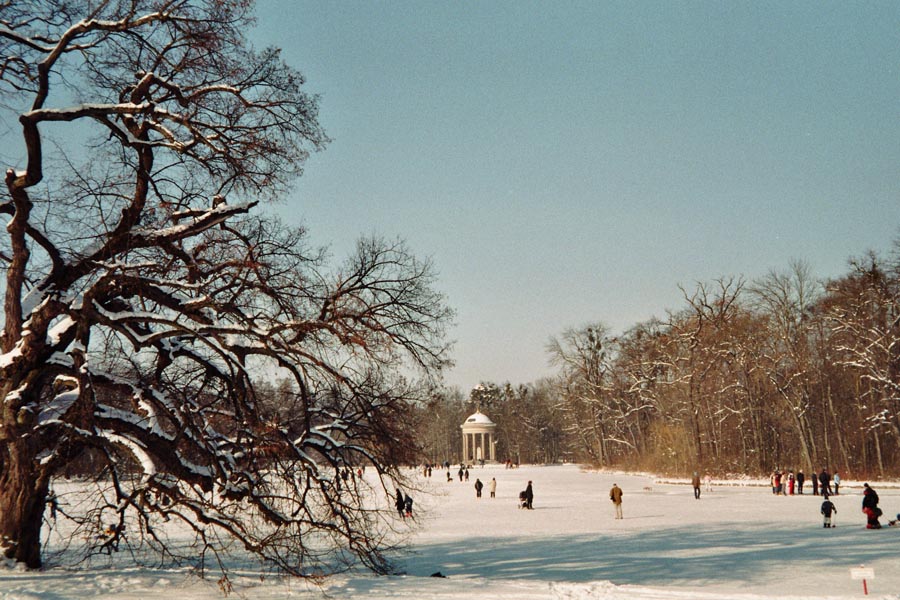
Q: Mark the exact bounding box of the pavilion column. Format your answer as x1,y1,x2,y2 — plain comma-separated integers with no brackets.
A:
460,411,497,464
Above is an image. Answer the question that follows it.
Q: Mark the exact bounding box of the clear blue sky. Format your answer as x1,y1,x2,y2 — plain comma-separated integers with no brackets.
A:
253,1,900,392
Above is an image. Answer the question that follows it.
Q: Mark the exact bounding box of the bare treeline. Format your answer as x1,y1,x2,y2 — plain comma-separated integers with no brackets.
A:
422,247,900,478
548,252,900,478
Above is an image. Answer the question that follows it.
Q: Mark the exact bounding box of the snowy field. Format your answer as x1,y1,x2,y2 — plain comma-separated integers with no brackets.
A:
3,463,900,599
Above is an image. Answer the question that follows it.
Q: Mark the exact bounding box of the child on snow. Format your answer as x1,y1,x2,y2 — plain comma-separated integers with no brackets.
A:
820,494,836,528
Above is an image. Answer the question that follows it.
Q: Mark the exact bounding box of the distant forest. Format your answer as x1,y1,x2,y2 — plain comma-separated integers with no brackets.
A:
417,239,900,479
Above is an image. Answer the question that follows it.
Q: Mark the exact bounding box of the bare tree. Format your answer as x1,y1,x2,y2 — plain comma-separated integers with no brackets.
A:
548,323,623,465
0,0,451,577
825,253,900,476
666,278,745,466
415,386,466,466
749,261,821,472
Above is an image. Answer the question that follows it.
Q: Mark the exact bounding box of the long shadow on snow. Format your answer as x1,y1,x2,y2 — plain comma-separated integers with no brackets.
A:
399,522,891,587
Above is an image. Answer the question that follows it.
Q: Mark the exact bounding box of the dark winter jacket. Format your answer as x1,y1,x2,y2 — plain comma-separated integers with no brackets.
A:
821,500,836,517
863,487,879,510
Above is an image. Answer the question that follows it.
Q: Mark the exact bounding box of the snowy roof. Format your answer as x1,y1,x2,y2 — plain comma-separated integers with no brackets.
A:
463,411,494,425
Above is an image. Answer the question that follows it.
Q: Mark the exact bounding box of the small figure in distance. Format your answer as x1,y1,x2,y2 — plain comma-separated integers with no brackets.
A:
524,480,534,509
821,493,836,528
610,483,624,519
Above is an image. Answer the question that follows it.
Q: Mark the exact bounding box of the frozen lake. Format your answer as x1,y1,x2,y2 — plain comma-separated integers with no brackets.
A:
3,464,898,599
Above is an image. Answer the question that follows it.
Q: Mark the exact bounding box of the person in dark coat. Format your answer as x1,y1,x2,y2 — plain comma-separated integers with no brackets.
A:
474,478,484,498
862,483,881,529
796,470,805,494
395,488,405,518
524,480,534,509
811,472,818,496
819,469,832,496
404,493,413,517
821,493,837,528
691,472,701,499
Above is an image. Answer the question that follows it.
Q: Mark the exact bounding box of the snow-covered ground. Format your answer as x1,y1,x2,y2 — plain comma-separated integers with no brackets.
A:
3,464,899,599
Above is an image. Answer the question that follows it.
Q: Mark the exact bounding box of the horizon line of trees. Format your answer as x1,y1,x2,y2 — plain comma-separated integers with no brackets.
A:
419,242,900,479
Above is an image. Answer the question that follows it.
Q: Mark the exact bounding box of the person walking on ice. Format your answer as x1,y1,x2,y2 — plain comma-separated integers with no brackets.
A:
489,477,497,498
821,493,837,528
474,478,483,498
610,483,624,519
691,472,701,499
524,480,534,509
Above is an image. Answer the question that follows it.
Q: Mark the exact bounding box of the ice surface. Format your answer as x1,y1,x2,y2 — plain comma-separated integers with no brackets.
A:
2,464,898,599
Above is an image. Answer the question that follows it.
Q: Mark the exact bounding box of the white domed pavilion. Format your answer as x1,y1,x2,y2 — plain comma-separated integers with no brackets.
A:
460,410,497,463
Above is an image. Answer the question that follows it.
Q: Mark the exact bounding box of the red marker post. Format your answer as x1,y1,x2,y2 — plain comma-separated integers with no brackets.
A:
850,565,874,595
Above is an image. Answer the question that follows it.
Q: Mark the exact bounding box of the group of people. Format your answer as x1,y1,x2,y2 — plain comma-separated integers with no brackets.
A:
394,488,413,518
821,481,890,529
514,480,622,518
405,462,889,530
771,468,841,496
690,472,713,499
473,477,496,499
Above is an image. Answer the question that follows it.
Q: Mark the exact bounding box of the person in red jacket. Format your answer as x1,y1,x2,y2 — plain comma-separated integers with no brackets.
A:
862,483,881,529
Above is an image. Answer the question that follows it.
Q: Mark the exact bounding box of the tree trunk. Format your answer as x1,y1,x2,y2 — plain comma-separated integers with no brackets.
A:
0,438,49,569
871,426,885,478
825,382,850,472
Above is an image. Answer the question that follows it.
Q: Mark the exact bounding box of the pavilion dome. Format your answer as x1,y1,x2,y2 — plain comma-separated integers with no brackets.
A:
463,410,495,426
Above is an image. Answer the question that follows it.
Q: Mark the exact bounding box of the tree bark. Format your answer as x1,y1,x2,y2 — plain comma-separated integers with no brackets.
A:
0,438,48,568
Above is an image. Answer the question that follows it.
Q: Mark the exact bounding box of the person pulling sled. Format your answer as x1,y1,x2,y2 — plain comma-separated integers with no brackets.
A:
862,483,882,529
